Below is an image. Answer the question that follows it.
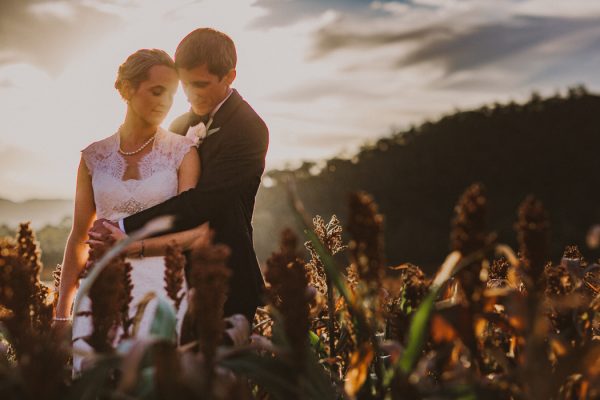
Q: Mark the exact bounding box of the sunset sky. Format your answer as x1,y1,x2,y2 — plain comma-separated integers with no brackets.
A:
1,0,600,201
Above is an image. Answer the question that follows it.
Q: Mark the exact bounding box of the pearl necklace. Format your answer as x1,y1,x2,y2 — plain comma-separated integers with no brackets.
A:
118,128,156,156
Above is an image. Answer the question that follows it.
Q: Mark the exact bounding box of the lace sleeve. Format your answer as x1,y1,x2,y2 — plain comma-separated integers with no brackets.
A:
80,134,118,177
170,134,197,170
81,144,95,176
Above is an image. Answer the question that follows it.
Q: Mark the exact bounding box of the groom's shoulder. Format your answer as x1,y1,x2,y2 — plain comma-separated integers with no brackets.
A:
237,103,268,149
169,112,191,135
234,95,268,133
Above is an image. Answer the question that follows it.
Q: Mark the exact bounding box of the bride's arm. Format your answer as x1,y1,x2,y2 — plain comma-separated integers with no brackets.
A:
56,158,96,320
119,148,206,257
177,147,201,193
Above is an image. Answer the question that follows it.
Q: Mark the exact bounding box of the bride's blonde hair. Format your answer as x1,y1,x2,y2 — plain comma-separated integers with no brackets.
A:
114,49,175,99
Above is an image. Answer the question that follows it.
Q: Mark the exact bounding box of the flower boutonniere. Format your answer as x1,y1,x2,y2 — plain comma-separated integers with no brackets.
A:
185,118,221,147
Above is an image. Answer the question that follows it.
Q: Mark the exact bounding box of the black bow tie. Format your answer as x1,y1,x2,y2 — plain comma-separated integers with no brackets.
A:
189,112,211,127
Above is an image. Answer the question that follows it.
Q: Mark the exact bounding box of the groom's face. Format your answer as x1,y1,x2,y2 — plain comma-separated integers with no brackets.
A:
179,64,236,116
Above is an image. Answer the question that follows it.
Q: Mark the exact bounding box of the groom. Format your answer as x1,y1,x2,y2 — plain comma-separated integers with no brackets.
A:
93,28,268,323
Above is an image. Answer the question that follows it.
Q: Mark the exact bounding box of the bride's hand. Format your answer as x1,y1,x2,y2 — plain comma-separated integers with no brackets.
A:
86,218,118,249
102,221,128,241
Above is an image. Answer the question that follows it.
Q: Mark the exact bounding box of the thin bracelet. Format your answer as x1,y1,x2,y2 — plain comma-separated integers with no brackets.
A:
53,316,72,322
140,240,145,259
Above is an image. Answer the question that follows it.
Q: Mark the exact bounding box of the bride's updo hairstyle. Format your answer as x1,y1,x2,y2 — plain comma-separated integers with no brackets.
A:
114,49,175,99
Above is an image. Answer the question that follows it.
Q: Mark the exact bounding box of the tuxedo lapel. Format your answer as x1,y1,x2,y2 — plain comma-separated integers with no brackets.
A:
210,89,243,130
197,90,243,155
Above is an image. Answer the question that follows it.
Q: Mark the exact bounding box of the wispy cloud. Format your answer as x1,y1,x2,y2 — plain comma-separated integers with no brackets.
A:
397,16,600,75
0,0,122,74
312,3,600,71
263,0,600,164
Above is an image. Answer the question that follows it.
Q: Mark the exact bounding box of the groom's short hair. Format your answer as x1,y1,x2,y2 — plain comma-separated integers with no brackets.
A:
175,28,237,79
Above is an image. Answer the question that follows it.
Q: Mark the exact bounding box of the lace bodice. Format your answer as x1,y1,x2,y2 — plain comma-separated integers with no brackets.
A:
82,127,195,221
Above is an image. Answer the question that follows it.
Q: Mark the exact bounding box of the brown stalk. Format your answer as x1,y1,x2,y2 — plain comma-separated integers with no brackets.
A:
386,264,430,344
450,183,492,302
164,241,186,311
266,228,311,375
347,192,385,289
304,215,347,366
52,264,62,311
0,237,34,357
121,260,134,339
187,234,231,395
18,223,53,332
87,254,130,353
515,195,550,288
0,227,69,400
448,184,493,373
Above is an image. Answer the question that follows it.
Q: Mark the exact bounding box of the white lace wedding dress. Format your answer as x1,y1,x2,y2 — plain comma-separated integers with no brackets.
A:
72,127,195,373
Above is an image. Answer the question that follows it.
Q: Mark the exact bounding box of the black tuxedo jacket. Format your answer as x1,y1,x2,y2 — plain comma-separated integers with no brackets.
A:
122,89,268,318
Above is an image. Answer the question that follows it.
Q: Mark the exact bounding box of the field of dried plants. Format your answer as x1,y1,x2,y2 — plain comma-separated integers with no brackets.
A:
1,182,599,399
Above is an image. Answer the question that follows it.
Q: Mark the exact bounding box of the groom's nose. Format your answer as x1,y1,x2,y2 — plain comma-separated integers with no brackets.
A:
183,84,198,97
184,89,197,103
187,92,204,105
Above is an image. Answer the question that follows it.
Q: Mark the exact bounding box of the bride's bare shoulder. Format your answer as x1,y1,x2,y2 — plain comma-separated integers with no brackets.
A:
81,132,117,155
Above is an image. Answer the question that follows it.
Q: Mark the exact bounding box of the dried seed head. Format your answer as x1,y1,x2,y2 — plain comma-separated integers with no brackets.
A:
164,241,186,311
188,239,231,370
347,192,385,287
544,263,574,297
399,264,430,310
87,255,131,353
17,222,42,281
386,264,430,343
266,229,311,372
0,227,55,357
121,260,133,338
304,215,348,301
515,195,550,284
52,264,62,309
451,184,491,303
489,257,510,281
562,245,587,268
0,238,33,356
450,183,488,255
307,215,347,257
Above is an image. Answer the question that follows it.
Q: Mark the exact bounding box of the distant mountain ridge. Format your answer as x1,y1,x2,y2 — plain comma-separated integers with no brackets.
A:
0,198,72,228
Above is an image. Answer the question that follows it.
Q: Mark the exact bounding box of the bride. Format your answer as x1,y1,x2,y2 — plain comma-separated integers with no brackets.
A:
55,48,204,372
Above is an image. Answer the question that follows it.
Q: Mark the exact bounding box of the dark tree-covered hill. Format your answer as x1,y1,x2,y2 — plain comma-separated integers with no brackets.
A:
253,88,600,271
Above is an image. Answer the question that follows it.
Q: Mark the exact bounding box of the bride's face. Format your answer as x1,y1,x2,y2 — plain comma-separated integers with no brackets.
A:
128,65,179,126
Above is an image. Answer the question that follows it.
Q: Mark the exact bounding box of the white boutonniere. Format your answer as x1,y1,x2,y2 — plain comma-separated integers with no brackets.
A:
185,117,221,147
